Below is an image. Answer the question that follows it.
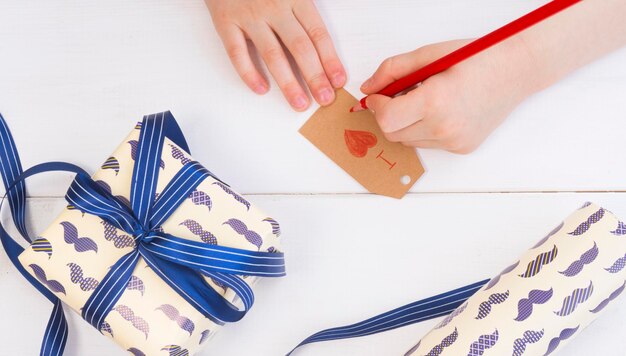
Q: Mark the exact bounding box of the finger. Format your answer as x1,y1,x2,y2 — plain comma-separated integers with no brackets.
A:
361,39,471,94
366,89,426,133
272,15,335,106
402,140,445,150
385,120,435,143
217,25,269,94
246,24,310,111
294,0,346,88
364,94,392,114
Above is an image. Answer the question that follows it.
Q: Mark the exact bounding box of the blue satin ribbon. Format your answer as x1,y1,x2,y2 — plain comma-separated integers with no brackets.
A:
288,280,489,355
0,112,285,355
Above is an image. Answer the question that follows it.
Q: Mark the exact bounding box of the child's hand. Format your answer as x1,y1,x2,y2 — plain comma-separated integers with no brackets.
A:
361,38,536,154
206,0,346,111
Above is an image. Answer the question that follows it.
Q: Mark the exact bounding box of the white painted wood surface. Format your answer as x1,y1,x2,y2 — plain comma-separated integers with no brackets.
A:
2,195,626,355
0,0,625,355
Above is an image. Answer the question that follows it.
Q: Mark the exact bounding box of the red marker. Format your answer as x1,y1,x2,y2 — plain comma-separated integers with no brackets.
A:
350,0,582,112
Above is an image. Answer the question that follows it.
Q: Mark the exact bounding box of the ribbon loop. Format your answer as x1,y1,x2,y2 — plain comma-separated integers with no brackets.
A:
146,233,286,276
130,113,167,226
67,172,142,234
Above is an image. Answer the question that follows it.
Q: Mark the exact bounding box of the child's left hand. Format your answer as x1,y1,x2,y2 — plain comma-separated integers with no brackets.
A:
361,38,536,154
205,0,346,111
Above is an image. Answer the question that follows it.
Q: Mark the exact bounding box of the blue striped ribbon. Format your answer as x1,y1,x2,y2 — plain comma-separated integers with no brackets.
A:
0,112,285,355
0,117,29,242
288,279,488,355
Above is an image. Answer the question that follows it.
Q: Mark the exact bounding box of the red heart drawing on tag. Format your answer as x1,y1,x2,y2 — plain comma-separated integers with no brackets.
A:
344,129,378,158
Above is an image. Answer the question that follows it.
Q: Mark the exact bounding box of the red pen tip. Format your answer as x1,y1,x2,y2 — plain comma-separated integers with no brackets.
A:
348,97,369,113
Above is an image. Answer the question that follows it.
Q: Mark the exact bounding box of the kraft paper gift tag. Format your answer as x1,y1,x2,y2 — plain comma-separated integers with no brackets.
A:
300,89,424,199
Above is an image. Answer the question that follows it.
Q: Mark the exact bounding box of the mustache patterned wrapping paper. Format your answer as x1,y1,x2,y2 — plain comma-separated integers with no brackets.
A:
405,203,626,356
18,121,282,355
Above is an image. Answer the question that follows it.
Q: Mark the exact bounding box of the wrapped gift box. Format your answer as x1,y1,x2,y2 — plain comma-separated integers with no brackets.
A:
13,112,284,355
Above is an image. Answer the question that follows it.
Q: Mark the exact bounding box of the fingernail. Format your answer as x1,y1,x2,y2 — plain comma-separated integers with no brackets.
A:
292,95,308,110
361,77,373,89
349,97,368,112
331,72,345,88
318,88,334,105
254,83,268,94
349,103,366,113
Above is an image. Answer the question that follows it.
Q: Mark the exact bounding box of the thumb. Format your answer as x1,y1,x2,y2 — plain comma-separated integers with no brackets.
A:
364,94,392,114
360,39,472,95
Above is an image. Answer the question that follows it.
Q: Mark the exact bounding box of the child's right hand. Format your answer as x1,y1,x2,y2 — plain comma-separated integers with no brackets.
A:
361,38,536,154
205,0,346,111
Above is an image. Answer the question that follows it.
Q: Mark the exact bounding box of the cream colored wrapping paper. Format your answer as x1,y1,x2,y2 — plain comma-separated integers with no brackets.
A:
406,202,626,356
18,123,282,355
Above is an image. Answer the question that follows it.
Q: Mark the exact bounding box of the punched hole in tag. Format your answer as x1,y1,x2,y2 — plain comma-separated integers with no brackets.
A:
400,175,411,185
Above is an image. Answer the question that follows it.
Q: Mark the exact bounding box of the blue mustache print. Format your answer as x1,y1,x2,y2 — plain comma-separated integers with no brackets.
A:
161,345,189,356
112,305,150,339
605,253,626,274
223,218,264,250
263,217,281,237
512,329,544,356
169,143,192,165
29,264,66,295
32,237,53,258
199,330,211,345
127,347,145,356
212,181,250,210
435,302,467,329
519,245,558,278
544,326,579,355
426,328,458,356
568,208,604,236
559,242,599,277
179,219,218,245
99,321,113,337
126,275,145,296
475,291,510,320
188,189,212,211
155,304,195,335
467,329,499,356
590,281,626,313
67,262,99,291
554,281,594,317
514,288,554,322
611,220,626,236
60,221,98,253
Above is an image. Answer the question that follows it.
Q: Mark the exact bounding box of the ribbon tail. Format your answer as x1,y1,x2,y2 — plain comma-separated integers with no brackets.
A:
0,114,29,242
81,250,140,330
40,299,68,356
0,160,88,356
201,270,255,311
287,279,489,355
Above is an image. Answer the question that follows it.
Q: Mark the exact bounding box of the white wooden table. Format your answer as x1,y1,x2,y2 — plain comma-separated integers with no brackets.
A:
1,1,625,355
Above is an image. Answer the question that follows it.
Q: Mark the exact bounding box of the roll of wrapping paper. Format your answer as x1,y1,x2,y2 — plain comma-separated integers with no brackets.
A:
405,202,626,356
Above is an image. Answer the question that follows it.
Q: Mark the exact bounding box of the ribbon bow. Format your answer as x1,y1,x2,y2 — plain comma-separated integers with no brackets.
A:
0,112,285,355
